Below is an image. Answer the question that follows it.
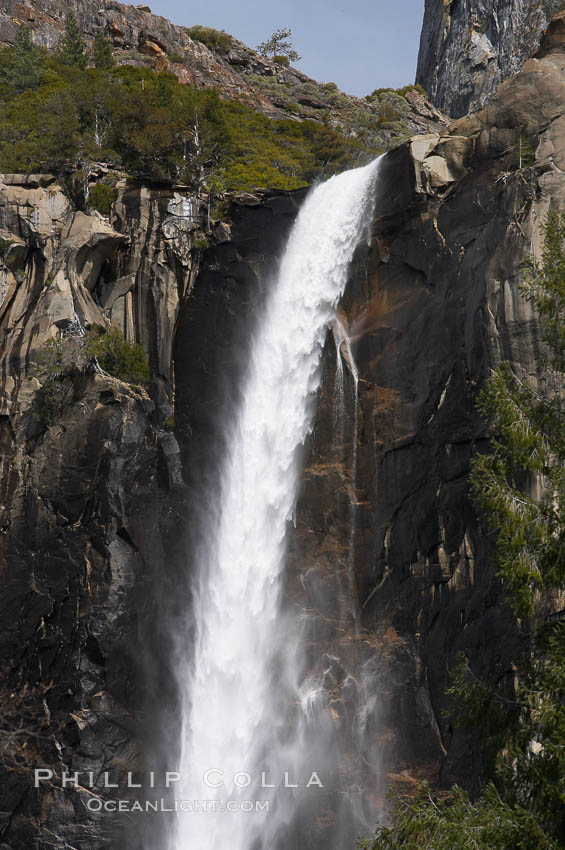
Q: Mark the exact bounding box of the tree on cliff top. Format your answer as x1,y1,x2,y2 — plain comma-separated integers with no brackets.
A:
257,27,301,62
58,11,87,69
362,212,565,849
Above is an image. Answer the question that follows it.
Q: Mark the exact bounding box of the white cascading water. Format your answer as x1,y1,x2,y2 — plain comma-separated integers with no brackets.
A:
170,157,381,850
333,316,361,632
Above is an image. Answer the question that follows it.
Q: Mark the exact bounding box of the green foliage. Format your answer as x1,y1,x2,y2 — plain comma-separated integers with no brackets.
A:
505,620,565,840
58,12,87,70
185,26,233,54
360,783,554,850
0,58,374,188
273,55,290,66
33,376,66,426
87,183,117,215
396,83,427,98
87,326,149,384
363,88,410,131
93,30,114,69
0,83,81,173
515,136,536,170
464,212,565,845
470,365,556,615
35,329,91,379
366,85,424,104
366,87,396,99
521,211,565,371
445,651,522,777
469,217,565,616
33,330,89,425
257,28,301,63
33,326,149,425
0,26,44,94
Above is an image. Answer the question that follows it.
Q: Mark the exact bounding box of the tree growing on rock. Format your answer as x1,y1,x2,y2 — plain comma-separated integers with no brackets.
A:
58,11,87,69
3,26,44,93
93,29,115,69
257,27,301,63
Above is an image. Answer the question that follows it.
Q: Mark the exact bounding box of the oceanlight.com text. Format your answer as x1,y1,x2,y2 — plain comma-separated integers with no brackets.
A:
85,799,271,814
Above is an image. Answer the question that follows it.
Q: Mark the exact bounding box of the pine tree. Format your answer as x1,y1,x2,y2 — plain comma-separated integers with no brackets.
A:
256,28,301,62
93,29,114,69
3,26,43,92
471,211,565,617
58,12,87,69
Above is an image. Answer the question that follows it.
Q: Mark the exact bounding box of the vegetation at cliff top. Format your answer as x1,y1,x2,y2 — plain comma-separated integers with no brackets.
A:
257,27,301,63
0,32,378,192
184,25,233,54
363,212,565,848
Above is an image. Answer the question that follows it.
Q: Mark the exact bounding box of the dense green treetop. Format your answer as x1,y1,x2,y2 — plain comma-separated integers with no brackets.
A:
58,11,87,70
0,44,376,192
93,30,115,70
2,26,44,93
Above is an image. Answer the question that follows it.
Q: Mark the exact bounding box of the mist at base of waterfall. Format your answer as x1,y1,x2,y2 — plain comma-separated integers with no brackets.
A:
164,158,383,850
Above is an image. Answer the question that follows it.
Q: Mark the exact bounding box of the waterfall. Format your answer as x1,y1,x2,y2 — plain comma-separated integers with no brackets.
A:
169,157,381,850
332,316,361,633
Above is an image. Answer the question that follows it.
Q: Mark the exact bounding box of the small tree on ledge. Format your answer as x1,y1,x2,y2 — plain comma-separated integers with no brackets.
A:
257,27,301,63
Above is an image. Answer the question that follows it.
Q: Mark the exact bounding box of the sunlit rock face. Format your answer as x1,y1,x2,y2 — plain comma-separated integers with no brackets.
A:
417,0,564,117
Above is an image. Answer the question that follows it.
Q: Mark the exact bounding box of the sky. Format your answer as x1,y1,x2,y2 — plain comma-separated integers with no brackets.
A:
148,0,425,97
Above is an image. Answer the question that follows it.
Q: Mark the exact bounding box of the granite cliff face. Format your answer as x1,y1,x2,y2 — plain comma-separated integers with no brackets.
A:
417,0,564,117
0,174,200,847
299,11,565,791
1,9,565,850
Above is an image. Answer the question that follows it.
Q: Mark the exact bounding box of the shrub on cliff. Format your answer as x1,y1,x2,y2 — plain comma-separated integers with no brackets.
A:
33,326,149,425
87,183,117,216
86,326,149,385
33,329,90,425
185,26,233,54
396,84,427,98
